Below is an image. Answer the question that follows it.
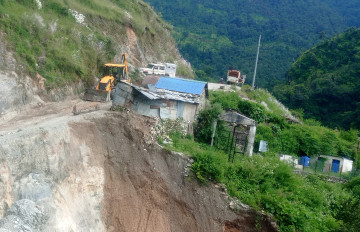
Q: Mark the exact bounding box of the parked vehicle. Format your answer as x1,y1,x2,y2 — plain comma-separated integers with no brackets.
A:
164,63,177,76
226,69,246,85
140,63,166,75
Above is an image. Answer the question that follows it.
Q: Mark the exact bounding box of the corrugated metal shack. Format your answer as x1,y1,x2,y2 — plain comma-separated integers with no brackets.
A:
310,155,353,173
113,77,208,122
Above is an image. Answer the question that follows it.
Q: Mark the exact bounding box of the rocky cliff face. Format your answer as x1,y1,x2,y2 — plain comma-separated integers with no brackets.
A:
0,104,107,231
0,35,37,115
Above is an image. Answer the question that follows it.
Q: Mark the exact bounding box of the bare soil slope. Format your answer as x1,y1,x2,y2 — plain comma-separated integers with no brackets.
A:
0,99,277,232
91,113,236,231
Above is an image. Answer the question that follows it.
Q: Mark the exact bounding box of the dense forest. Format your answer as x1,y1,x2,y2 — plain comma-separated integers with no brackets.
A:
145,0,360,87
273,28,360,130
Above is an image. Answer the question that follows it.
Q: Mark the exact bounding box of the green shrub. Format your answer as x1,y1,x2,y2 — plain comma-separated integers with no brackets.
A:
16,0,36,8
210,91,240,110
238,99,267,123
279,128,300,155
45,2,70,16
191,151,223,183
334,177,360,232
210,91,267,123
339,129,358,143
224,154,343,232
194,103,223,144
344,176,360,197
266,112,289,129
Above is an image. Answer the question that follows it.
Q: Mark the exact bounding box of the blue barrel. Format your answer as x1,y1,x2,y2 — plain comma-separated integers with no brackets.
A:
301,156,310,167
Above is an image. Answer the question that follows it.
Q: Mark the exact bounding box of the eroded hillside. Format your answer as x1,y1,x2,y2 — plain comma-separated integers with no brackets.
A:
0,101,278,231
0,0,190,114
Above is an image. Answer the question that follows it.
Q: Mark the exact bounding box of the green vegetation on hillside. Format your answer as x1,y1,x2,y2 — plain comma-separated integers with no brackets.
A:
0,0,177,88
335,176,360,232
144,0,360,87
164,87,359,231
173,135,360,231
206,90,358,159
274,28,360,130
171,138,348,232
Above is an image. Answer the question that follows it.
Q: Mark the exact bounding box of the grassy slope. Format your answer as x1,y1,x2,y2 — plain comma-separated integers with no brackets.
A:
0,0,181,88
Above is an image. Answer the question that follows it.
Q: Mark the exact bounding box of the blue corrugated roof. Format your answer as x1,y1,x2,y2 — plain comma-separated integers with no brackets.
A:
155,77,206,95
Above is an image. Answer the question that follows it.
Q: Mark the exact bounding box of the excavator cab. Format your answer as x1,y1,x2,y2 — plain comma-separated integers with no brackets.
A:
83,53,129,102
103,66,117,78
102,53,129,82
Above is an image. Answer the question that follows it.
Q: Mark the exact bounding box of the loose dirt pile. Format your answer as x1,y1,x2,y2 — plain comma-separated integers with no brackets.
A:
0,99,278,232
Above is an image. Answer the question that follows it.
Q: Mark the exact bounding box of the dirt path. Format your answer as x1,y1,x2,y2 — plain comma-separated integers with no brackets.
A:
0,97,111,134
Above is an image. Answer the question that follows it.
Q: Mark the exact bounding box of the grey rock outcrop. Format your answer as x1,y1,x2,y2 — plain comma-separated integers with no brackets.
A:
2,199,47,232
0,36,36,114
0,214,32,232
15,173,53,203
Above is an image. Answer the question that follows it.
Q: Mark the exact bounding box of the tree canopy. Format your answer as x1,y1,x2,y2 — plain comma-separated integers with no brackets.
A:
274,28,360,130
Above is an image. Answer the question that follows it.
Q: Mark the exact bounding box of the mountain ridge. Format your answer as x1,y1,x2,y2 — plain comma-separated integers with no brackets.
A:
274,27,360,130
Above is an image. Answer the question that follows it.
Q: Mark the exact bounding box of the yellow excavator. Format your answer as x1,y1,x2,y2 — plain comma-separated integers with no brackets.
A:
83,53,129,102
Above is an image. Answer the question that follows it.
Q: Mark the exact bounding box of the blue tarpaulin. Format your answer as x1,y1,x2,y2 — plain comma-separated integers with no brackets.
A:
155,77,206,95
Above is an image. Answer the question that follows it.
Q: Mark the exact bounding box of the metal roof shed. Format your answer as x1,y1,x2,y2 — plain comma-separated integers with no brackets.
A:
155,77,207,95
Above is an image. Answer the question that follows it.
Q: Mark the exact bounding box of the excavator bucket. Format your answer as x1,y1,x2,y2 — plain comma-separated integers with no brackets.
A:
83,88,111,102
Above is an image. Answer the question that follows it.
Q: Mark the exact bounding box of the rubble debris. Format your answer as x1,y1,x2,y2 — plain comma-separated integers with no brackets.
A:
153,118,192,144
72,104,100,115
110,105,130,112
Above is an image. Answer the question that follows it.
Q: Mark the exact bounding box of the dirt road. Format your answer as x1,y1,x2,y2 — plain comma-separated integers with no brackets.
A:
0,97,277,232
0,97,111,133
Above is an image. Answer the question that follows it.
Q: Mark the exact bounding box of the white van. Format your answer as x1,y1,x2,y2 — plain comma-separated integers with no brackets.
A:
140,63,166,75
